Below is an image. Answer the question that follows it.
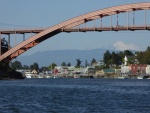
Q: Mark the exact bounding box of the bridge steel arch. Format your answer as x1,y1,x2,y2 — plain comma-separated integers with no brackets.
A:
1,2,150,62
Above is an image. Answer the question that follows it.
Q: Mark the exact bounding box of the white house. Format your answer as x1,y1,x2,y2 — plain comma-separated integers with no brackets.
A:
146,65,150,75
124,55,138,66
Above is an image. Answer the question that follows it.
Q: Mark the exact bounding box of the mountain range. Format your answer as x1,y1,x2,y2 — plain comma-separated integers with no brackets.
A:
16,48,112,67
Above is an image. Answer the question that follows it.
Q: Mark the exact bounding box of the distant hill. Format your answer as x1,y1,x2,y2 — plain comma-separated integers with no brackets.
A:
15,48,112,67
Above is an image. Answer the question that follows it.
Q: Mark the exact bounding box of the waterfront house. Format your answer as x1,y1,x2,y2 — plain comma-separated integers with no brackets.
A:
121,65,130,76
124,55,138,66
92,60,105,67
129,64,147,75
54,66,77,75
146,65,150,75
121,64,148,76
96,69,116,75
85,66,95,74
102,69,116,75
31,69,38,74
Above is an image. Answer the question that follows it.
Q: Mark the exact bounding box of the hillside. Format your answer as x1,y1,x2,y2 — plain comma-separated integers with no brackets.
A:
16,48,110,67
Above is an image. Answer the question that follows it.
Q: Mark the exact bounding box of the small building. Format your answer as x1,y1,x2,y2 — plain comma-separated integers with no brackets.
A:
102,69,115,75
92,60,105,67
146,65,150,75
124,55,138,66
121,64,147,76
54,66,68,75
85,66,95,74
54,66,77,75
31,69,38,74
121,66,130,76
129,64,147,75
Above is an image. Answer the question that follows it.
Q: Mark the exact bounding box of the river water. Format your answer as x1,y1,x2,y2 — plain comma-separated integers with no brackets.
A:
0,78,150,113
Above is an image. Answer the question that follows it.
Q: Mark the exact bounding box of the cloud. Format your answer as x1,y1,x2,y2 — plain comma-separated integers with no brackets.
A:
114,41,139,51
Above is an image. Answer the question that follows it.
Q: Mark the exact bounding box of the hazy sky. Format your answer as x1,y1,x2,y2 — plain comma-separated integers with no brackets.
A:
0,0,150,56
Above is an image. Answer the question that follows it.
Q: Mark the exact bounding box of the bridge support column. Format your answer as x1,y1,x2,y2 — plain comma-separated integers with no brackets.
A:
14,31,16,47
110,12,112,27
0,33,1,56
133,11,135,26
8,34,10,50
145,10,147,27
100,18,102,27
23,33,25,41
117,13,118,26
94,17,96,30
127,10,129,30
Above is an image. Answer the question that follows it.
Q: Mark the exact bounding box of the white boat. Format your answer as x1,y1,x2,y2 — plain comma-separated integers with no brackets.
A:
137,76,143,79
53,75,59,78
117,76,125,79
25,73,32,78
38,75,43,78
74,74,80,78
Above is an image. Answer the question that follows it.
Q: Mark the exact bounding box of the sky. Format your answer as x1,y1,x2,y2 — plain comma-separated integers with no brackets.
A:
0,0,150,56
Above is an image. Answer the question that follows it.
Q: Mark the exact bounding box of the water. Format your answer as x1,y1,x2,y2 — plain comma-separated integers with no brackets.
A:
0,78,150,113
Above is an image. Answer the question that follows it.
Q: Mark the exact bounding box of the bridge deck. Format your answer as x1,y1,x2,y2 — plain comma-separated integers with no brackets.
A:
0,26,149,34
63,26,150,32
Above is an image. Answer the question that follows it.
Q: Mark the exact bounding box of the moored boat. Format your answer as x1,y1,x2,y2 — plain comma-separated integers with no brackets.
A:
137,76,143,79
25,73,32,78
74,74,80,78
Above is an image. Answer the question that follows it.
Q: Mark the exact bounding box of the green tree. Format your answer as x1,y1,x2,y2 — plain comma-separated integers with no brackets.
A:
10,60,22,70
61,62,66,66
117,51,124,65
67,63,71,66
30,63,39,71
48,63,57,70
85,60,88,67
76,59,82,67
124,50,133,56
146,46,150,52
137,48,150,64
103,50,111,68
39,66,49,72
111,52,118,65
91,58,97,65
22,65,29,69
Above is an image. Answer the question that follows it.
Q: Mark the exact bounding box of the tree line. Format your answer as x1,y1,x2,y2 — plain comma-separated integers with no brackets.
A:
136,46,150,64
10,46,150,71
103,46,150,68
10,58,97,71
103,50,133,68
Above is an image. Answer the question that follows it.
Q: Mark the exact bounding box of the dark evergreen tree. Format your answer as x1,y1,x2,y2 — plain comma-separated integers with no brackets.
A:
76,59,82,67
103,50,111,68
146,46,150,52
124,50,133,56
22,65,29,69
61,62,66,66
117,51,124,65
48,63,57,70
85,60,88,67
111,52,118,65
30,63,39,71
10,60,22,70
91,58,97,65
67,63,71,66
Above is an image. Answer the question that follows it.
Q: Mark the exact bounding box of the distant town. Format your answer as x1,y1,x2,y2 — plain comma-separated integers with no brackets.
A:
12,46,150,79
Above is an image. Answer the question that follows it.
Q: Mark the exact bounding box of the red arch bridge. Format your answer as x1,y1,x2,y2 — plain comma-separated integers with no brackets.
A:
0,2,150,62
